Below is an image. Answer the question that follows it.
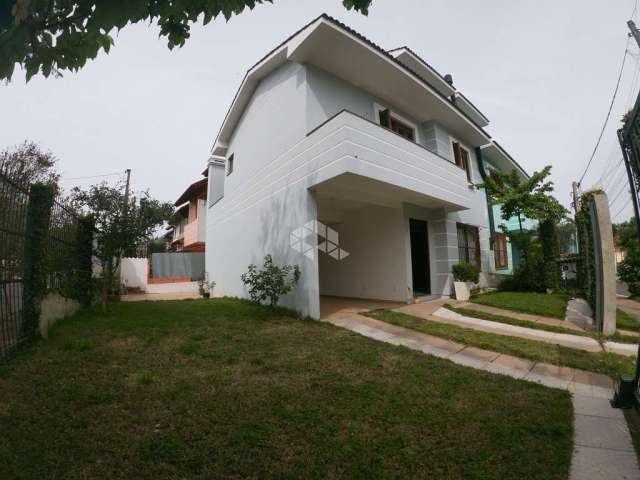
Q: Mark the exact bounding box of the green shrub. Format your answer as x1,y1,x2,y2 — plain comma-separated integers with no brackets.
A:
629,281,640,298
451,262,480,283
241,254,301,308
498,260,547,293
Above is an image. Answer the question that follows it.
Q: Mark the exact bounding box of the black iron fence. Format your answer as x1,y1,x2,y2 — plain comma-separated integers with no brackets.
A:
0,165,93,361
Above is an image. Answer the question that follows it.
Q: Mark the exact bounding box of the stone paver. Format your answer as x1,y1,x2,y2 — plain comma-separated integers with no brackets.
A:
605,341,639,357
322,310,639,480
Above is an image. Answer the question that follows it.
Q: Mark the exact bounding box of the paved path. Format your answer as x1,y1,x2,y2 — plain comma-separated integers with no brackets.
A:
395,303,638,358
456,300,585,331
323,310,640,480
120,292,201,302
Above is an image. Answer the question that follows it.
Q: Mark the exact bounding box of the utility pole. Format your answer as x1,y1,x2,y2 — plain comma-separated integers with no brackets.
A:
572,181,582,213
123,168,131,213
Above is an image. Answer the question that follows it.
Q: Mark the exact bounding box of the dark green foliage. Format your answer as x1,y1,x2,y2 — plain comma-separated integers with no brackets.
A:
498,238,547,293
0,1,373,82
241,254,301,308
615,218,640,285
477,166,568,230
70,182,173,309
22,183,55,335
575,192,598,311
539,219,560,291
71,215,96,306
630,282,640,298
451,261,480,283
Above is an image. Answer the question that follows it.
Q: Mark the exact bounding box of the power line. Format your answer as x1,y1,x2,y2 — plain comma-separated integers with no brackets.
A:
613,196,634,219
60,171,125,181
594,156,624,188
578,39,630,185
608,182,629,206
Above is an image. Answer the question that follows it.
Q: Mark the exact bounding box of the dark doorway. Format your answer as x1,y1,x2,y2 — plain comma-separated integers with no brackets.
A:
410,219,430,295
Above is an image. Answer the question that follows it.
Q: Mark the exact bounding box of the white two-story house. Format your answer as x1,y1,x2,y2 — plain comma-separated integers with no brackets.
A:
205,14,528,318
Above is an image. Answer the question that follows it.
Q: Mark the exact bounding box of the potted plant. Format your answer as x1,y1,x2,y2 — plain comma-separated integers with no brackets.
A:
451,262,480,301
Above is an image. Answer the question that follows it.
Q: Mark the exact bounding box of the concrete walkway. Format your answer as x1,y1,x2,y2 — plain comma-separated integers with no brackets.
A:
322,309,640,480
120,292,201,302
396,303,638,358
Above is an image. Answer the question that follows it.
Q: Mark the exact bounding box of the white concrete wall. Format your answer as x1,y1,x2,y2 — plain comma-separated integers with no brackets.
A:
206,62,495,313
206,62,320,317
319,205,407,301
121,258,148,290
147,282,199,294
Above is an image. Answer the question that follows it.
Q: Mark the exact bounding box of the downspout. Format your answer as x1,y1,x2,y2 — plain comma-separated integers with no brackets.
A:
475,147,496,247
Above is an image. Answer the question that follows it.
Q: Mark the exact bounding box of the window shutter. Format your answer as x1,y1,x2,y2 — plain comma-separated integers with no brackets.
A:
452,142,462,167
379,109,391,128
461,149,472,182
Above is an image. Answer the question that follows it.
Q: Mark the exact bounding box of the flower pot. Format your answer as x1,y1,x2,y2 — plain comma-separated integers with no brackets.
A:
453,281,470,301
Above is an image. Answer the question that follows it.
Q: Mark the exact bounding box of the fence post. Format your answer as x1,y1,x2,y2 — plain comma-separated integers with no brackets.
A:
75,215,94,307
589,192,617,335
22,183,55,338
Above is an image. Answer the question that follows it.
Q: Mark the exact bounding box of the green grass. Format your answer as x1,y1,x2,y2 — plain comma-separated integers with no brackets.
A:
470,292,570,319
0,299,574,479
366,309,634,378
445,304,640,345
617,308,640,332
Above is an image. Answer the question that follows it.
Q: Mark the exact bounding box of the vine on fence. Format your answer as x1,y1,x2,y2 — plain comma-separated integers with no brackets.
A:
575,190,602,311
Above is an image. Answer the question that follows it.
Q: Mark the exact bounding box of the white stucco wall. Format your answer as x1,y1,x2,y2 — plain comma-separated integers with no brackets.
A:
319,205,407,301
121,258,148,290
206,61,498,313
206,62,320,317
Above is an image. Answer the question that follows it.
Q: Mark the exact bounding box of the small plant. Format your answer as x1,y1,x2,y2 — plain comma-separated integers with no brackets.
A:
451,262,480,283
241,255,301,308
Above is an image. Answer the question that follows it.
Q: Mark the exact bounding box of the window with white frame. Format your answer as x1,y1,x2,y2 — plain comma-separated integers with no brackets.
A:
374,104,417,142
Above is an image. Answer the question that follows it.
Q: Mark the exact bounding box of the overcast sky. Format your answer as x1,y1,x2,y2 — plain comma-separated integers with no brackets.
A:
1,0,638,222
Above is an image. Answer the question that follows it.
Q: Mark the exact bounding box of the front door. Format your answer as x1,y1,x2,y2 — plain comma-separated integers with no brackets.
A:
410,219,430,295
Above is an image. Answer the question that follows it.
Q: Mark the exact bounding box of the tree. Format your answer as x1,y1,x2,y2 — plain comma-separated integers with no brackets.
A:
478,166,568,232
0,140,59,186
0,0,372,82
70,182,173,309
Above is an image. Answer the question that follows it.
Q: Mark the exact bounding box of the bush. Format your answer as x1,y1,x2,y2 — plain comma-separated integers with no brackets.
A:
629,281,640,298
241,255,301,308
539,219,560,291
451,262,480,283
618,250,640,285
498,258,547,293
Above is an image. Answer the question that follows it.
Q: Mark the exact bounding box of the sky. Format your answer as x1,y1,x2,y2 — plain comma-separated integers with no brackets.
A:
1,0,639,222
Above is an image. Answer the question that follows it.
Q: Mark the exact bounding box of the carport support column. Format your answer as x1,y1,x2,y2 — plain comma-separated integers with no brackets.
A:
431,213,459,298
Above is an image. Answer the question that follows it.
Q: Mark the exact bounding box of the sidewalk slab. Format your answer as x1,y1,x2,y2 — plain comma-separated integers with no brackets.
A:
570,445,640,480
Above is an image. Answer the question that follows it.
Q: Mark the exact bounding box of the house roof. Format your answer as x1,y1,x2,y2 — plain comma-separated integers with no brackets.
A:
211,13,495,157
210,13,527,179
174,177,207,206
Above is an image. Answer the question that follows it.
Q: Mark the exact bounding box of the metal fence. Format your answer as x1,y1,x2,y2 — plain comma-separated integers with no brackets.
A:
0,165,90,361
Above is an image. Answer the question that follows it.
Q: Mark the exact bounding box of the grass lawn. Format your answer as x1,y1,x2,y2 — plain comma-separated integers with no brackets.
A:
366,309,634,378
618,308,640,332
470,292,570,319
0,299,574,480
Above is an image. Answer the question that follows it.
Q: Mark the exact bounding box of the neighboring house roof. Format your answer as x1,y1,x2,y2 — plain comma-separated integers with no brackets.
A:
174,178,207,206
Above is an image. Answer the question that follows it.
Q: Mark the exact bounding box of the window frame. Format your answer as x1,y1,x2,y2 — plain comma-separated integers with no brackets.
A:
452,141,472,183
494,232,509,270
456,222,481,270
374,103,418,143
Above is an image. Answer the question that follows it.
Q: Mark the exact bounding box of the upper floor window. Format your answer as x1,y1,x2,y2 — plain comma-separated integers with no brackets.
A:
227,154,234,176
452,142,472,183
378,108,416,142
